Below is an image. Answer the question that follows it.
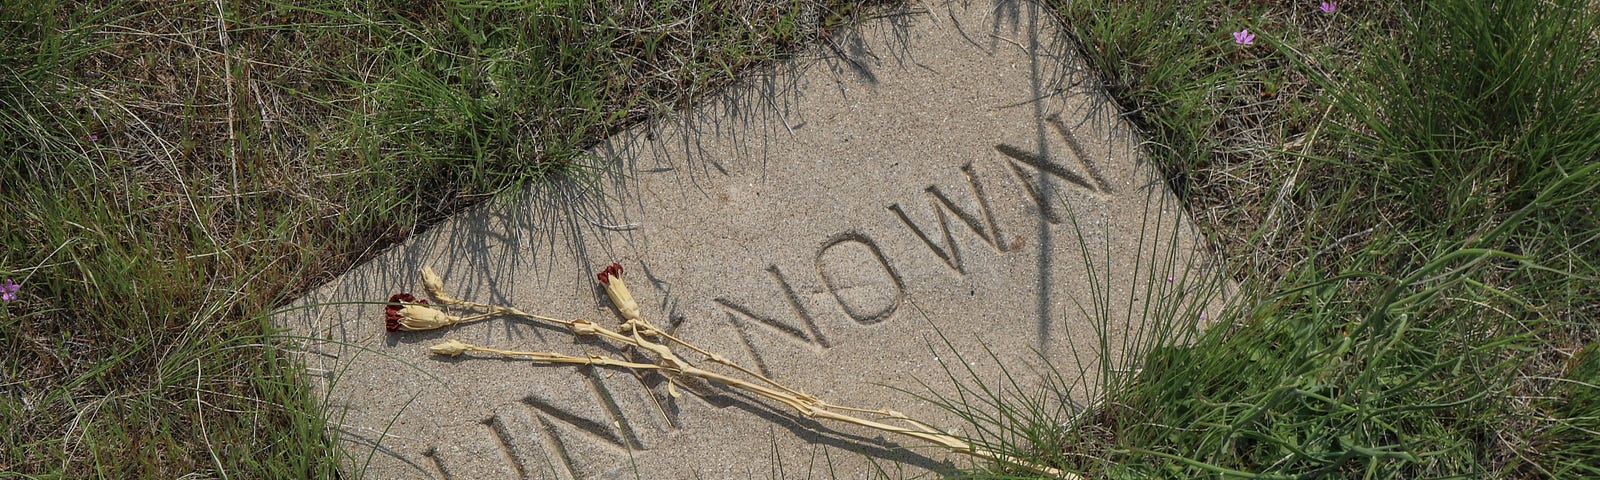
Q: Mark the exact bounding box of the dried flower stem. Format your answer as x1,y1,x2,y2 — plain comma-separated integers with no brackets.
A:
416,267,1079,479
433,341,663,371
620,317,814,401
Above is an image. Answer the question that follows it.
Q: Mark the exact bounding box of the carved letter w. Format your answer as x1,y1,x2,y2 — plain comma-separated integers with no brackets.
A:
887,162,1005,275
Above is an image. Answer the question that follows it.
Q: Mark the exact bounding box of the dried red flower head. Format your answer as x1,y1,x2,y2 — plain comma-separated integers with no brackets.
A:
597,262,624,285
386,293,428,331
596,262,641,322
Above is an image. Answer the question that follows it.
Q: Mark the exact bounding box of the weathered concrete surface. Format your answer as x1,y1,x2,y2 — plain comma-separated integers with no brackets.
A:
280,1,1221,478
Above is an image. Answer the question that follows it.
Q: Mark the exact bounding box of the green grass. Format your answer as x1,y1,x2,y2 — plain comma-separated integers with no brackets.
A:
3,0,1597,478
936,0,1600,477
0,0,883,477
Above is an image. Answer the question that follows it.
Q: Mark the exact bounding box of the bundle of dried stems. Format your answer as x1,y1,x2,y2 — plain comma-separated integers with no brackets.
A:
386,263,1079,479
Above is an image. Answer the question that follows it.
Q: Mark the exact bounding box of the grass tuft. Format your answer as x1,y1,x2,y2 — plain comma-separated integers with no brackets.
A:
1,1,896,477
983,0,1600,477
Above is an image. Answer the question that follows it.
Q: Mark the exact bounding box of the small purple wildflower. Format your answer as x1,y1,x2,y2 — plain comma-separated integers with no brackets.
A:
1319,1,1337,14
1233,29,1256,45
1,279,19,302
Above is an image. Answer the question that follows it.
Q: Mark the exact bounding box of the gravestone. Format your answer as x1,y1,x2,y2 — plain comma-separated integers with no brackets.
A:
281,1,1222,478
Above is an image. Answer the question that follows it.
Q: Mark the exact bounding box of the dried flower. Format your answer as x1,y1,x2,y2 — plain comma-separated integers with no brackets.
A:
420,267,457,305
597,263,624,285
571,319,600,335
1233,29,1255,45
1319,1,1337,14
385,293,419,331
597,262,641,322
1,279,18,302
429,339,472,356
385,293,463,331
397,304,461,330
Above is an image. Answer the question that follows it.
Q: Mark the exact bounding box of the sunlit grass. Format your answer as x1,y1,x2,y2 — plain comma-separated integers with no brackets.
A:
0,1,887,477
937,0,1600,477
4,0,1595,477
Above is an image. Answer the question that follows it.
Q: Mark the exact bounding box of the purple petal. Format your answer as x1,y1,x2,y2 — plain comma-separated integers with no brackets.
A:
1232,29,1255,45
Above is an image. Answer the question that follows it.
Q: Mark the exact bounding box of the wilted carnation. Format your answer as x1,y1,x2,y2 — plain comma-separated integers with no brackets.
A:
396,304,461,331
385,293,425,331
420,267,457,305
597,263,624,285
429,339,472,356
385,293,462,331
596,262,641,321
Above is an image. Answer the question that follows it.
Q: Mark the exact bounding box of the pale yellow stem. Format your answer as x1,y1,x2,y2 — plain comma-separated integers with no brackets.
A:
442,343,663,371
414,268,1083,479
624,318,814,401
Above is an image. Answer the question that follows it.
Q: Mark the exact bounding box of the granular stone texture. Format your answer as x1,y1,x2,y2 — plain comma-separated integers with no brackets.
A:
280,1,1223,478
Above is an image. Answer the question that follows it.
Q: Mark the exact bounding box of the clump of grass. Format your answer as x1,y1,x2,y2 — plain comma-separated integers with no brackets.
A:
943,0,1600,477
916,185,1225,479
0,1,898,477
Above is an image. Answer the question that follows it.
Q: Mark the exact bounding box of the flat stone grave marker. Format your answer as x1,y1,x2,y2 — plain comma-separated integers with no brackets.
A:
281,1,1221,478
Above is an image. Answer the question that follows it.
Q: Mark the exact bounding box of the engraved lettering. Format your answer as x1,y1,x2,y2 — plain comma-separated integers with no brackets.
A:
423,447,451,480
815,232,906,325
995,113,1114,222
482,416,529,479
888,162,1008,274
994,143,1096,193
1047,113,1113,193
713,265,830,350
533,416,581,480
520,385,632,453
585,371,646,449
1000,157,1064,224
729,322,775,378
523,396,627,449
